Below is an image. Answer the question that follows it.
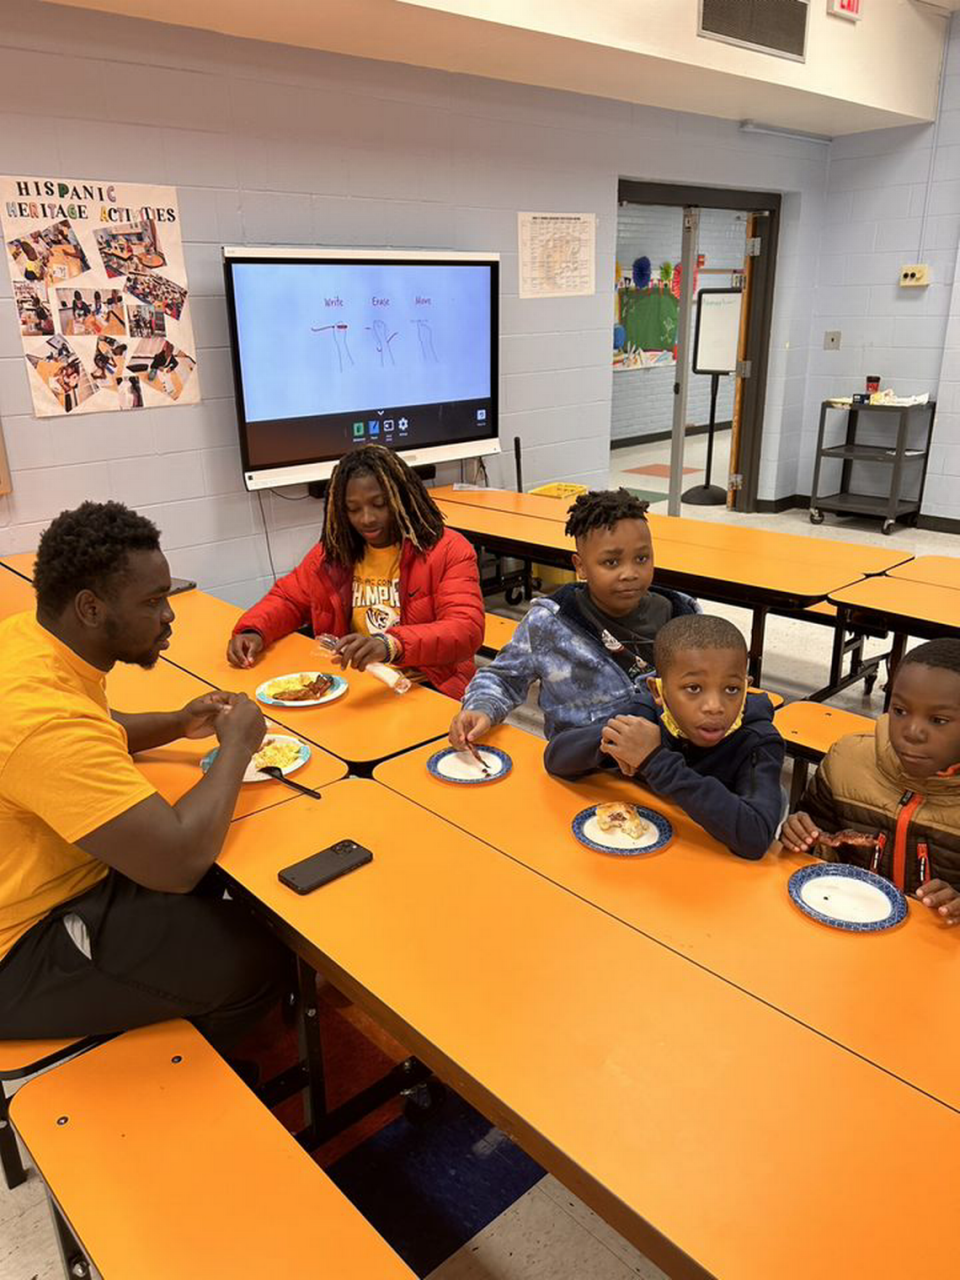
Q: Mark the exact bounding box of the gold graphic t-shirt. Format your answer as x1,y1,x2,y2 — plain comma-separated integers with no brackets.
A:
351,543,401,637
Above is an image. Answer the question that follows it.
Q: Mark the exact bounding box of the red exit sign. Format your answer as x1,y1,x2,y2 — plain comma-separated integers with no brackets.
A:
828,0,861,20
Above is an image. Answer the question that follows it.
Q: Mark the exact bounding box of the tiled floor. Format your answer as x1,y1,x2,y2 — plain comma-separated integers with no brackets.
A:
4,430,959,1280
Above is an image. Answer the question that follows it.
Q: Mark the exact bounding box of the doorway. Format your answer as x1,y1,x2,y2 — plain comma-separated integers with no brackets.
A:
612,180,781,514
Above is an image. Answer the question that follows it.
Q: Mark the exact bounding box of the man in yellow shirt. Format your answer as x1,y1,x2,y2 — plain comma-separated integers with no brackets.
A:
0,501,285,1051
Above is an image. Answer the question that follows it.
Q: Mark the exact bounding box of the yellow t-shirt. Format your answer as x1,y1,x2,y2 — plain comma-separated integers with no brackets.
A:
0,613,157,962
351,544,401,637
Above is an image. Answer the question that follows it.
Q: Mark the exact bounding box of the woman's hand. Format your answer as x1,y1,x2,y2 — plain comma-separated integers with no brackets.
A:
226,631,264,669
334,633,391,672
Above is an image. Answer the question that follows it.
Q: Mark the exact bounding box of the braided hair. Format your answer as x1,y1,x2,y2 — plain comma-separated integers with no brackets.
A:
322,445,445,566
564,488,650,542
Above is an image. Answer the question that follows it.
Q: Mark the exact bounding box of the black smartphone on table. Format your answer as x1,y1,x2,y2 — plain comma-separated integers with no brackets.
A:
278,840,373,894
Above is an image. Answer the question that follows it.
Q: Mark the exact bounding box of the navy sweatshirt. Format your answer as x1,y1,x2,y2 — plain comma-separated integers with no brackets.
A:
544,686,785,860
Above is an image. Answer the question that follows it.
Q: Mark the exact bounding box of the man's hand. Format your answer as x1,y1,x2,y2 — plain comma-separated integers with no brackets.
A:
334,633,390,672
599,715,661,773
779,812,821,854
449,709,492,751
227,631,264,669
178,691,237,740
916,879,960,926
214,694,266,756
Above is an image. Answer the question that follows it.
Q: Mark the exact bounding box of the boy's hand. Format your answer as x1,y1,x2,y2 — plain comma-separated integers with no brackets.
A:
916,879,960,926
780,812,820,853
449,709,492,751
599,715,661,772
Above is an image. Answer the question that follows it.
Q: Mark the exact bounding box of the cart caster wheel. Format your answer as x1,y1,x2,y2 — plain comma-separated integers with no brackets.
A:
809,510,824,526
403,1079,447,1124
505,586,523,606
882,520,895,536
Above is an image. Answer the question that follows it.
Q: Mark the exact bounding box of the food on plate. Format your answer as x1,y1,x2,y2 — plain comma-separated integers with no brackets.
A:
815,829,878,850
595,801,650,842
267,673,334,702
252,737,303,772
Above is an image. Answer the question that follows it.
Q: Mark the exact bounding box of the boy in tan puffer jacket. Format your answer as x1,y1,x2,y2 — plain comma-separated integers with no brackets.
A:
781,638,960,926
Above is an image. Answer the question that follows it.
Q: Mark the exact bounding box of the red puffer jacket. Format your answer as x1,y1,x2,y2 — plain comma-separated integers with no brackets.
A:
233,529,484,699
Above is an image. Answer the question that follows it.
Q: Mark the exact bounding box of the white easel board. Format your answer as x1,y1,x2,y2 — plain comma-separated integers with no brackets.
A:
693,288,743,375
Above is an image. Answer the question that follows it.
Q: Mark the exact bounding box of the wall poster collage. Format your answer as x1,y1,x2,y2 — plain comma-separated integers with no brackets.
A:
1,176,199,417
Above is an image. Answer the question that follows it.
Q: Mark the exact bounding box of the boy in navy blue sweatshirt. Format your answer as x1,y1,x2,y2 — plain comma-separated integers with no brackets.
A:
545,614,785,860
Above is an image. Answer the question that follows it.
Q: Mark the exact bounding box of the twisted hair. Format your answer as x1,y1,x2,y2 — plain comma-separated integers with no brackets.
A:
654,614,747,675
564,488,650,541
34,500,161,616
898,638,960,680
322,445,445,565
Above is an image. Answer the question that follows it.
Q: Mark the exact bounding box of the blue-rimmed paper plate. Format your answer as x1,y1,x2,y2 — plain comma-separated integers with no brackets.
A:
426,745,512,785
572,804,672,857
256,672,347,708
788,863,907,933
201,734,311,784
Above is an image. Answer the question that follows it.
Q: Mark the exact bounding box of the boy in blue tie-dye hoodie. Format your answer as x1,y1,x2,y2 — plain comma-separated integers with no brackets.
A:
449,489,696,748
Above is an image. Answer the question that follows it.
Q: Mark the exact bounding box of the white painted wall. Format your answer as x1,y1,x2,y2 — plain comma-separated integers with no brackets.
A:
0,0,831,603
403,0,946,126
802,13,960,521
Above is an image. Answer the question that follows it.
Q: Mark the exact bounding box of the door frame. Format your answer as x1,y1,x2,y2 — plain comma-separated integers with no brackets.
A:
617,179,781,513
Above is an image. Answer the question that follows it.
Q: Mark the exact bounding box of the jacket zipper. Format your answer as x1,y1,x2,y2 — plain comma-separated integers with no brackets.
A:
891,789,923,890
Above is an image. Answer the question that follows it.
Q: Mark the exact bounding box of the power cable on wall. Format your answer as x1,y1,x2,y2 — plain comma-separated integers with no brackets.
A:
256,490,279,584
918,40,948,263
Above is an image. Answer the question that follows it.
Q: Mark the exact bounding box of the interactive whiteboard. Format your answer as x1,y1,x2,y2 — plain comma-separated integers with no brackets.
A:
693,288,743,375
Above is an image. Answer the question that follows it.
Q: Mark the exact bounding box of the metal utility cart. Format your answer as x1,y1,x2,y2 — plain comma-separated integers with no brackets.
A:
809,399,936,535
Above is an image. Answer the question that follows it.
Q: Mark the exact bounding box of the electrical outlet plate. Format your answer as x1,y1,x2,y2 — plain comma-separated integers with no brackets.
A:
899,263,930,288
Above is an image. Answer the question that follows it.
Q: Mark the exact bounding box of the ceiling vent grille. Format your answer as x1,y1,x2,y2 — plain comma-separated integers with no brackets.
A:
699,0,808,62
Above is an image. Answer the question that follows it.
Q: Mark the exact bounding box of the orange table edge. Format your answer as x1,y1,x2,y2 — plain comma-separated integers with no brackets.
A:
218,786,960,1280
373,724,960,1113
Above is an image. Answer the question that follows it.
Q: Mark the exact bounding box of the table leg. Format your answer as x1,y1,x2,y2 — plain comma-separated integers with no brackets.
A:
884,632,908,710
295,957,327,1147
748,606,768,686
0,1086,26,1190
828,609,847,690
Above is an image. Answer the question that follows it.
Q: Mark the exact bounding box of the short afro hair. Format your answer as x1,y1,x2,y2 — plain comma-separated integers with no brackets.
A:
896,638,960,681
564,488,650,541
34,501,161,616
654,614,747,675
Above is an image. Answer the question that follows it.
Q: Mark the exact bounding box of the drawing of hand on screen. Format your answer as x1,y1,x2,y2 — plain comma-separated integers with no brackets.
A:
310,322,355,374
367,319,398,367
411,319,439,364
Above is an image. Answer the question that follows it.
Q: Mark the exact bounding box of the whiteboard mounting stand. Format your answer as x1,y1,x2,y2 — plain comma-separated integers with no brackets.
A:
683,286,743,506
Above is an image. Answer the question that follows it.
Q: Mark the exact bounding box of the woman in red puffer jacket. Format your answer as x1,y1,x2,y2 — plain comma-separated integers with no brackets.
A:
226,445,484,699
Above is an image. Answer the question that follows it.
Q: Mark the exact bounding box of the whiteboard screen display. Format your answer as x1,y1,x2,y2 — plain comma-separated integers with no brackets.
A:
693,288,743,375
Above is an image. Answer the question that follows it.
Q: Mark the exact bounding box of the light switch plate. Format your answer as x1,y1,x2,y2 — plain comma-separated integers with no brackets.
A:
823,331,841,350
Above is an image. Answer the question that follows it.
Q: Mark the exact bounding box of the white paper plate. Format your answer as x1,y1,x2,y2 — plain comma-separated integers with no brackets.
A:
788,864,907,932
426,746,512,785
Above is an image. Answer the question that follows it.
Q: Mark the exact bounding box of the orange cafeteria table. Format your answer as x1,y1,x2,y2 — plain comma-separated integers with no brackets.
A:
431,485,912,576
830,574,960,694
0,551,35,580
374,724,960,1112
218,785,959,1280
106,659,347,815
888,554,960,589
434,498,875,686
159,588,453,767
